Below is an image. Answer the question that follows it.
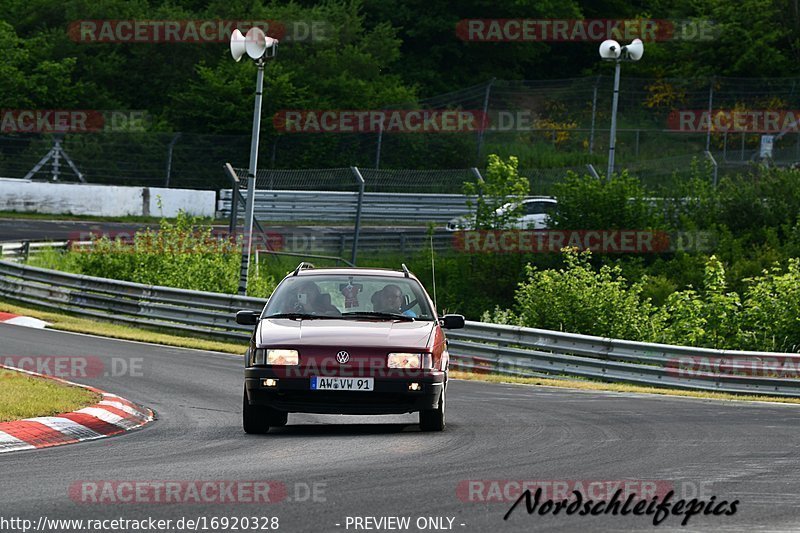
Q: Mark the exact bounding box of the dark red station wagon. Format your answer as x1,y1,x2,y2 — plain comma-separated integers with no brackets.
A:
236,263,465,433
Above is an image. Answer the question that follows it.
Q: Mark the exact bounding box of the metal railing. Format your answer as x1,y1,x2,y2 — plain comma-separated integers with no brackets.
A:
1,256,799,398
218,189,475,223
0,258,266,340
447,322,800,397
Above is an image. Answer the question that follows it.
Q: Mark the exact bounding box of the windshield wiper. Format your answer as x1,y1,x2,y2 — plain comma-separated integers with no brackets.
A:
264,313,338,320
340,311,415,322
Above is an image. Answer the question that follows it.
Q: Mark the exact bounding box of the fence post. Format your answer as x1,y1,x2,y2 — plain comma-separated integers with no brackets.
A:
350,166,365,266
741,132,746,160
375,122,383,169
704,151,718,188
475,78,495,165
723,132,728,160
589,78,599,154
705,77,714,152
164,132,181,187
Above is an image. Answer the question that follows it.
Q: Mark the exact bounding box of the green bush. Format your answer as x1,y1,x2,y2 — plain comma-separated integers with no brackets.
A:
463,154,530,230
551,170,661,230
64,211,276,296
484,249,660,340
656,256,743,349
740,259,800,352
482,249,800,352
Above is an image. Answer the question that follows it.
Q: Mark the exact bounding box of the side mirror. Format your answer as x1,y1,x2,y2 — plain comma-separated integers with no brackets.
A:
236,310,260,326
441,314,465,329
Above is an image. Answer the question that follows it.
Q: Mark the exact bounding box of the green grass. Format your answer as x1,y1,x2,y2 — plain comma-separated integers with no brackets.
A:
0,368,100,422
450,370,800,405
0,299,247,355
0,211,210,224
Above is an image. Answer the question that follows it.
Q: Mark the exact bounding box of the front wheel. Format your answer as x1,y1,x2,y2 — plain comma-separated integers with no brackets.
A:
419,385,446,432
243,386,289,434
243,386,269,434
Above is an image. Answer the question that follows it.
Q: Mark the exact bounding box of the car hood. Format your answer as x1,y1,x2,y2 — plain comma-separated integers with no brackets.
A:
257,318,436,349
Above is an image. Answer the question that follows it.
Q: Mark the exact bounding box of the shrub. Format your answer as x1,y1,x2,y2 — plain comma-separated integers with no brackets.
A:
70,211,276,296
551,170,661,230
484,249,660,340
463,154,530,230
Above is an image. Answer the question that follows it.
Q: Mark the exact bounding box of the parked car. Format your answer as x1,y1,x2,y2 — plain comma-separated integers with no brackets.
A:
446,197,558,231
236,263,465,434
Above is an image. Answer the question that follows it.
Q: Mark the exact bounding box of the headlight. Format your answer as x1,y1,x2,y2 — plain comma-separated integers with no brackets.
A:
387,353,426,369
267,349,299,365
252,348,299,365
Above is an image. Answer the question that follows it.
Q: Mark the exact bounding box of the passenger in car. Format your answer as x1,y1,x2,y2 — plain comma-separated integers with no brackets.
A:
286,281,340,315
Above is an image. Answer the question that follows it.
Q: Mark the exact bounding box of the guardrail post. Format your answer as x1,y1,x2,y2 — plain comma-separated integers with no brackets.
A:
400,233,406,256
21,241,30,262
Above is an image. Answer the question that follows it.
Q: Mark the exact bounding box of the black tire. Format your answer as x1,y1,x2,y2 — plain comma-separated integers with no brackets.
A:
243,386,269,434
267,409,288,427
419,385,446,432
243,386,289,434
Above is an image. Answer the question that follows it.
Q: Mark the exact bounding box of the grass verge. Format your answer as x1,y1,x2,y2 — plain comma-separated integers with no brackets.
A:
0,300,246,355
0,368,100,422
450,370,800,404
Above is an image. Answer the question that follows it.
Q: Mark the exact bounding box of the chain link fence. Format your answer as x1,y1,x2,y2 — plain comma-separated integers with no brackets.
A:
4,76,800,191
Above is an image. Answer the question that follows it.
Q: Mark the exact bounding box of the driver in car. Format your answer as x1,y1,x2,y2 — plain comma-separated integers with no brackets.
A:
372,284,417,317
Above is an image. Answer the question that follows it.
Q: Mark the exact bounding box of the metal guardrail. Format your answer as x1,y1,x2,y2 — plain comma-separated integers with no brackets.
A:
218,190,474,223
447,322,800,397
0,259,266,340
1,256,799,398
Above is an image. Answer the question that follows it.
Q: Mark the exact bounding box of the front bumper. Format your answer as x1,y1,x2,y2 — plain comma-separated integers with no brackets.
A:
244,369,445,415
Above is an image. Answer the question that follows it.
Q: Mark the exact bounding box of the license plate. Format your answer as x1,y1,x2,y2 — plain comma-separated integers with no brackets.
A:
310,377,374,391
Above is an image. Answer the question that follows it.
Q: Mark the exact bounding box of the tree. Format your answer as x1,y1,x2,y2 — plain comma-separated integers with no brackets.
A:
463,154,530,229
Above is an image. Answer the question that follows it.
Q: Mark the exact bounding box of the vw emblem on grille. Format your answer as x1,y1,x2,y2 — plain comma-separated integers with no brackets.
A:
336,351,350,364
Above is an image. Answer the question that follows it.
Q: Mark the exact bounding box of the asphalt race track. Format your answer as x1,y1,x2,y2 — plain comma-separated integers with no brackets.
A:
2,323,800,532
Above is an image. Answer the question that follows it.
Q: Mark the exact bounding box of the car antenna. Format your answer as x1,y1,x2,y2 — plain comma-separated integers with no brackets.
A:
429,234,437,314
401,263,410,278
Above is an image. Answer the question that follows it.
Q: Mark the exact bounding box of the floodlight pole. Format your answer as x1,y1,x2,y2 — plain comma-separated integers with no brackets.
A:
238,59,265,296
607,60,621,180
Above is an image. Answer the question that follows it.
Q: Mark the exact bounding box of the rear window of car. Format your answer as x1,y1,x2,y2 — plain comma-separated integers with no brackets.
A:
262,274,435,320
524,201,557,215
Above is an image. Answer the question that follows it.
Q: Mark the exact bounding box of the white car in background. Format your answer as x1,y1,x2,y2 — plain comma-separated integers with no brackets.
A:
445,197,557,231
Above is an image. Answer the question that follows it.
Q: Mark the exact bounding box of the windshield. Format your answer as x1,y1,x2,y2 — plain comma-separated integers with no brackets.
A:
262,274,435,320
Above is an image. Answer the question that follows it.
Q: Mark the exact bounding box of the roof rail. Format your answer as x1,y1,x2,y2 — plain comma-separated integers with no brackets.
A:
292,262,315,276
401,263,410,278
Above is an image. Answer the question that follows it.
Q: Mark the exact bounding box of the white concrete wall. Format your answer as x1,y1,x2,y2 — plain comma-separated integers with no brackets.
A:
0,179,215,218
147,187,216,218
